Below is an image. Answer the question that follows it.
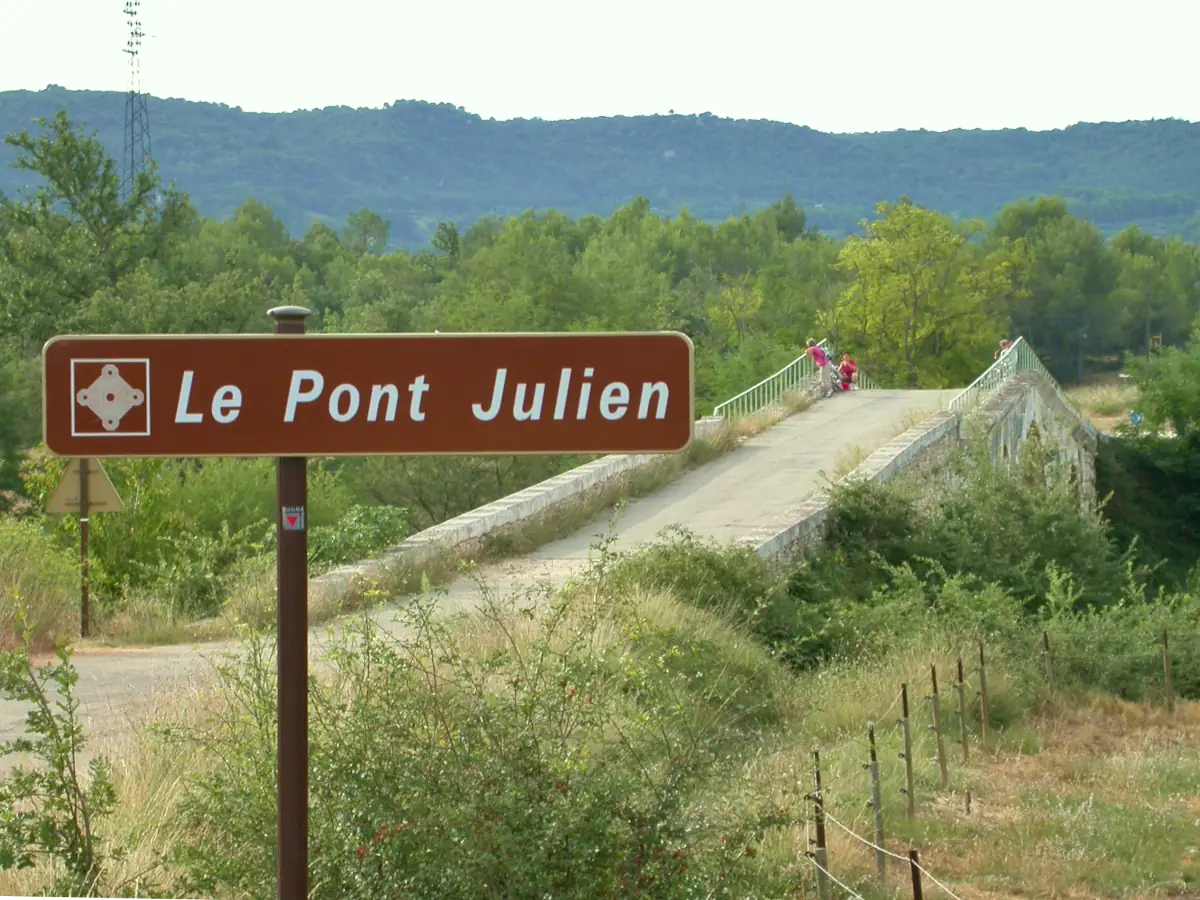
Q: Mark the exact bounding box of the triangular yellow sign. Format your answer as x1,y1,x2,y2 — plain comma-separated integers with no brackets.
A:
45,458,125,515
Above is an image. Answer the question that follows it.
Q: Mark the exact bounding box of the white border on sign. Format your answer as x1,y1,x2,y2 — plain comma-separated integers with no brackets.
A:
69,358,153,438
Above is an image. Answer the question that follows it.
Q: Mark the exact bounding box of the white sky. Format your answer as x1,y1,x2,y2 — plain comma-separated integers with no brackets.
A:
1,0,1198,133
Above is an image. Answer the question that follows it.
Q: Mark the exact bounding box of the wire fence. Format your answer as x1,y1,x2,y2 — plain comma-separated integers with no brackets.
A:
793,628,1183,899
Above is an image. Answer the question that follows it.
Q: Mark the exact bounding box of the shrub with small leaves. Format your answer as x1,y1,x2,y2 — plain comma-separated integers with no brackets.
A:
0,607,137,896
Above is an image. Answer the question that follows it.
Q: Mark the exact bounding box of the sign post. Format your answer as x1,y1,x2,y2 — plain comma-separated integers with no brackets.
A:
45,457,125,637
41,325,694,900
269,306,311,900
79,457,89,637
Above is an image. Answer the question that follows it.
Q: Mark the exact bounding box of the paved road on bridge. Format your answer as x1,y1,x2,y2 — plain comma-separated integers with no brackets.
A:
0,389,956,746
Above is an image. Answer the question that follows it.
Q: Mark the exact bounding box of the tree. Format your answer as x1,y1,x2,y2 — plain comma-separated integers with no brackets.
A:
430,221,460,262
827,199,1014,387
989,197,1122,384
0,112,190,352
1111,227,1199,354
342,208,391,257
764,193,807,243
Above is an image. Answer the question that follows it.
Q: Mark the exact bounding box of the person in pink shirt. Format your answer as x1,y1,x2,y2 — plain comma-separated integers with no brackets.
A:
806,339,833,398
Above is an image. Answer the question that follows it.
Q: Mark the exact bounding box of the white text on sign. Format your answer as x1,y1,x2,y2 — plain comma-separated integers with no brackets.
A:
170,368,672,425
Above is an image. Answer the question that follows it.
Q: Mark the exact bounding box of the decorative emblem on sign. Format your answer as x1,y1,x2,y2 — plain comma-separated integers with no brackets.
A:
282,506,306,532
76,364,146,432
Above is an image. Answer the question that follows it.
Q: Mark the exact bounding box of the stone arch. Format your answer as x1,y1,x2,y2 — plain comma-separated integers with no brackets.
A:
1027,421,1041,442
1002,442,1009,461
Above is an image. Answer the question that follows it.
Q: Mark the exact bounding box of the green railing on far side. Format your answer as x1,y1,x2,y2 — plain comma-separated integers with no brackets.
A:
946,336,1068,416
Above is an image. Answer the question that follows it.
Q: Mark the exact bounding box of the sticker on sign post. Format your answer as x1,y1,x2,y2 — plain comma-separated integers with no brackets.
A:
282,506,306,531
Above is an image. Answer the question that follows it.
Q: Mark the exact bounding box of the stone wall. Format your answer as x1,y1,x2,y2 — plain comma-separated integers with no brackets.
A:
961,370,1099,509
741,371,1098,564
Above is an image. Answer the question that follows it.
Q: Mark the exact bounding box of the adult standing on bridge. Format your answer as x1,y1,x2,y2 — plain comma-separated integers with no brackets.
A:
806,339,834,398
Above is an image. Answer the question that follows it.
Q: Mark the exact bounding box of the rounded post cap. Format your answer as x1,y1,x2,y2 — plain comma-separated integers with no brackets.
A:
267,305,313,320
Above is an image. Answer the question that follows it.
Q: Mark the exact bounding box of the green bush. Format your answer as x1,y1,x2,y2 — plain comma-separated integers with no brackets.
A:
1039,565,1200,702
336,453,586,528
601,525,826,669
162,586,802,899
612,437,1196,705
274,503,412,572
1096,433,1200,592
17,453,357,620
0,617,134,896
784,439,1140,665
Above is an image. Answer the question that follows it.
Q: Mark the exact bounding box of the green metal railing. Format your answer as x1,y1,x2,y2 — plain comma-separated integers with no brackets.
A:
712,341,880,419
711,340,828,418
946,336,1068,416
711,341,880,419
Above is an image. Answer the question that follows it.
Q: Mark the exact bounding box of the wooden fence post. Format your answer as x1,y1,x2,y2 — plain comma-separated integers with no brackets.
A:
977,642,990,742
909,849,924,900
930,664,949,789
956,657,970,763
1042,631,1054,691
812,747,831,900
900,683,916,819
867,723,886,885
1162,629,1175,715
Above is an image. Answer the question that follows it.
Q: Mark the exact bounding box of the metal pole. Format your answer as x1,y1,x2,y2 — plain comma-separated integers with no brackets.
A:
79,458,90,638
901,683,915,819
868,723,886,885
812,747,831,900
269,305,312,900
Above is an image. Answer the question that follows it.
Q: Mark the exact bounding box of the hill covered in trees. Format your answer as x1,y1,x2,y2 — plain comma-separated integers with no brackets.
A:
2,86,1200,248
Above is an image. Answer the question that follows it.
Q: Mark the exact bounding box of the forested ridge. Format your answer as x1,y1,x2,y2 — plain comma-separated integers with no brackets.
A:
3,86,1200,248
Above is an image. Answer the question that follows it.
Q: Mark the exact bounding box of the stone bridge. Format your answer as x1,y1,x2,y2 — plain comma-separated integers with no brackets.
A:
0,337,1098,743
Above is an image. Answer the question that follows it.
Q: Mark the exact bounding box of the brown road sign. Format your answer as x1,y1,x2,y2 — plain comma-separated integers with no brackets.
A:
42,332,695,458
45,457,125,514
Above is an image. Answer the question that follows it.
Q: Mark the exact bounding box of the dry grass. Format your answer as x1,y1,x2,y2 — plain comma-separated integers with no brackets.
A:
81,391,813,649
0,518,79,653
763,646,1200,900
1067,379,1140,434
